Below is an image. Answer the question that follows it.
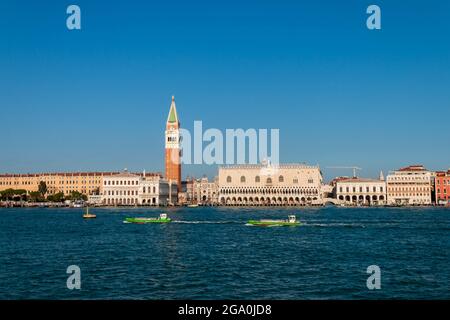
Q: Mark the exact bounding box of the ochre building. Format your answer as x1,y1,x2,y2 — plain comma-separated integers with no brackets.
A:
0,172,118,195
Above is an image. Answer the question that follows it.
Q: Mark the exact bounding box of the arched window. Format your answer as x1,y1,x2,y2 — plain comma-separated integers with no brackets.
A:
279,175,284,183
267,177,272,184
226,176,232,183
255,176,260,183
240,176,246,183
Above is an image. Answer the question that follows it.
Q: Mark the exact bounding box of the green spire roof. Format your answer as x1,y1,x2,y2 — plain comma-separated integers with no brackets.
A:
167,96,179,123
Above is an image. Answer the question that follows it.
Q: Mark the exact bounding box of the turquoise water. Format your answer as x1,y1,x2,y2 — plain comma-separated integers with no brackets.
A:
0,206,449,299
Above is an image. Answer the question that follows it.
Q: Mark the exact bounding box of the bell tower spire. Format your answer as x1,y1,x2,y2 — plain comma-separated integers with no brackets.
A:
167,95,179,126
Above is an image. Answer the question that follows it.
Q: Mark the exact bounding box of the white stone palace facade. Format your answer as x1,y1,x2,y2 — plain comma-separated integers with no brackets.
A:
386,165,433,205
101,171,178,206
335,177,387,206
218,162,323,206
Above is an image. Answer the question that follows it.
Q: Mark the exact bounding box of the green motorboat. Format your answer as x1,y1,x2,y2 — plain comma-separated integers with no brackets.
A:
247,215,301,227
124,213,171,224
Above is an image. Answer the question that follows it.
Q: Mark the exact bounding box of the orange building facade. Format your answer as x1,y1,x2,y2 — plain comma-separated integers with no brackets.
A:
165,96,182,192
435,170,450,205
0,172,118,196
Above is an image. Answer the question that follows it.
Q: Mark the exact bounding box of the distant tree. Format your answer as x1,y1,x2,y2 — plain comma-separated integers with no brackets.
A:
38,181,48,198
2,189,9,200
67,191,87,201
47,192,65,203
29,191,44,202
13,189,27,202
53,192,65,202
2,189,13,201
0,189,27,201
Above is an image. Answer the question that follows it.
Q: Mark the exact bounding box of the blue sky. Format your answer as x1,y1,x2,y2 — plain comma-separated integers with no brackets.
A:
0,0,449,181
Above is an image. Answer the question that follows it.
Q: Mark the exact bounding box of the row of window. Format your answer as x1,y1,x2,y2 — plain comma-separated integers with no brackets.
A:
105,187,158,195
387,182,430,186
220,188,319,195
388,187,430,192
142,187,157,194
220,196,319,203
0,181,35,185
0,181,29,185
339,186,384,193
44,181,100,185
226,176,314,184
104,180,139,186
0,180,100,186
106,190,138,196
103,198,159,205
47,187,92,192
338,195,385,201
390,194,429,197
104,198,138,205
388,176,429,181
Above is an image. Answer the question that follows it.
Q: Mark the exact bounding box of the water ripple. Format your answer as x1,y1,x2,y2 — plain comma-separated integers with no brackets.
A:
0,206,449,299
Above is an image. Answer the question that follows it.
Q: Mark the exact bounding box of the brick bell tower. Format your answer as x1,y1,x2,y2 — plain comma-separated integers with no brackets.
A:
165,96,181,192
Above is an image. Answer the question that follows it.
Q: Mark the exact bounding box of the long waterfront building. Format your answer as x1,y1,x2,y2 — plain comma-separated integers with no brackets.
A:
0,172,118,196
218,161,323,206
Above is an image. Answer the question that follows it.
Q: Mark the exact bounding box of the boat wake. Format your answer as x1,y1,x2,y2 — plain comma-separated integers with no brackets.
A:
160,221,367,228
245,223,284,227
304,223,366,228
173,220,237,224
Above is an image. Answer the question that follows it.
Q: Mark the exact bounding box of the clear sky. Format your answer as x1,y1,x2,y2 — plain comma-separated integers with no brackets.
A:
0,0,449,181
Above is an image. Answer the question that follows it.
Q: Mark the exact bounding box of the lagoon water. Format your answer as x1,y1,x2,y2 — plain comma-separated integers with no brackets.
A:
0,206,449,299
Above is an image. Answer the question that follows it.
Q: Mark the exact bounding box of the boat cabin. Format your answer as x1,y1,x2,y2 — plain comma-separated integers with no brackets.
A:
287,215,296,223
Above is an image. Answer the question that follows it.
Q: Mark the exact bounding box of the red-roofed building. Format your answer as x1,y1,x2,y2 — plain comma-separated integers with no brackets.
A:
386,165,433,205
435,170,450,205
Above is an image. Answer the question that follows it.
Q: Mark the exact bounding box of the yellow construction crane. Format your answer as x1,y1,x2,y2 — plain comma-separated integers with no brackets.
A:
326,166,362,178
